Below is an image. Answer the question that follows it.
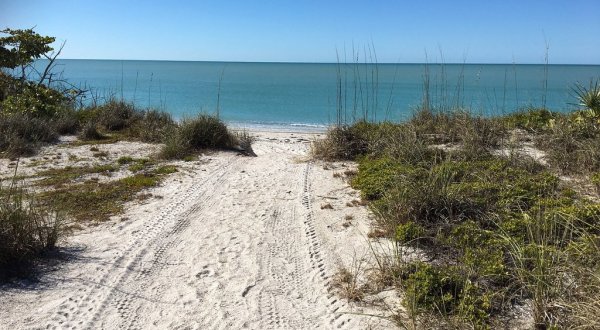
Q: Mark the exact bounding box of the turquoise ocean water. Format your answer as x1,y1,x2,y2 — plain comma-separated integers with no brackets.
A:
36,60,600,131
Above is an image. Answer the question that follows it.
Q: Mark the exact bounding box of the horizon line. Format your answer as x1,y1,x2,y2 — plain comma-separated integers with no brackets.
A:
56,58,600,66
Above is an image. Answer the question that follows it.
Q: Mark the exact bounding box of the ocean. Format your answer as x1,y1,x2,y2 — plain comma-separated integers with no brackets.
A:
35,60,600,130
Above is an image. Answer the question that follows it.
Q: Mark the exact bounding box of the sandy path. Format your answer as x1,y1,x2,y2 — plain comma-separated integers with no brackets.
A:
1,133,392,329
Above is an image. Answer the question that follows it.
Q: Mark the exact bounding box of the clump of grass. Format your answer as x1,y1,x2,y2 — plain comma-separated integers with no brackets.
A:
0,113,59,157
79,121,105,141
133,109,176,143
154,165,177,175
160,114,239,159
117,156,134,164
234,130,257,156
312,121,372,161
0,178,65,280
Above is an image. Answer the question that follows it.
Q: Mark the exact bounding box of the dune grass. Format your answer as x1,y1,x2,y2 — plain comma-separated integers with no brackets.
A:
159,114,241,159
316,104,600,328
0,177,65,280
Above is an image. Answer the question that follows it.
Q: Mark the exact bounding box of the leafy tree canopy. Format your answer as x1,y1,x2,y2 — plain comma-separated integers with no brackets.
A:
0,28,55,69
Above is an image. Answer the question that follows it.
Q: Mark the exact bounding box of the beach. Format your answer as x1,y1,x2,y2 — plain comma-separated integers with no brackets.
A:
0,130,395,329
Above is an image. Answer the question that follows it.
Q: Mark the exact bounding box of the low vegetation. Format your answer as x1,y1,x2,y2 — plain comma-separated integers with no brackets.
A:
0,179,64,280
316,83,600,328
0,28,254,281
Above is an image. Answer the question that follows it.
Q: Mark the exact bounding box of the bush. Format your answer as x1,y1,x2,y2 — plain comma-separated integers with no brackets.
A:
503,108,557,132
402,262,466,315
160,114,237,159
79,121,104,141
0,82,68,118
134,109,176,143
0,113,58,157
352,157,425,200
0,180,64,279
312,121,372,160
93,99,141,131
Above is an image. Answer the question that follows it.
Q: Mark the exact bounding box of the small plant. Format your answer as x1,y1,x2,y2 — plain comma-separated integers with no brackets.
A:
117,156,135,165
572,79,600,115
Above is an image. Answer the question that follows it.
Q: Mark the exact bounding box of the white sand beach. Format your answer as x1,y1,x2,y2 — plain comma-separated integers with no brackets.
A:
0,131,396,329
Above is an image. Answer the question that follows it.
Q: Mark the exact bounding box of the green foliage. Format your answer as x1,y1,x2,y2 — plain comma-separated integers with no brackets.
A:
95,100,141,131
395,221,425,243
40,173,159,222
0,28,55,70
160,114,237,159
503,108,557,132
572,79,600,115
456,281,494,329
179,114,234,149
312,121,373,160
117,156,135,165
402,262,465,315
36,164,118,187
154,165,178,175
351,157,424,200
1,82,67,117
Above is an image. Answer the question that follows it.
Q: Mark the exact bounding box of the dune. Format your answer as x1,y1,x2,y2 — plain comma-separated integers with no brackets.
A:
0,131,395,329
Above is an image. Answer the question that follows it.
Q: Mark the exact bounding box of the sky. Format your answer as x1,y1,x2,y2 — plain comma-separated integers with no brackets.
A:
1,0,599,64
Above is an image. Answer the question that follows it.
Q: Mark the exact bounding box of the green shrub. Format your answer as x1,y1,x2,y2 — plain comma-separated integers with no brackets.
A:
0,82,68,118
160,114,236,159
180,114,234,149
503,108,557,132
94,99,141,131
395,221,425,243
351,157,424,200
402,262,465,315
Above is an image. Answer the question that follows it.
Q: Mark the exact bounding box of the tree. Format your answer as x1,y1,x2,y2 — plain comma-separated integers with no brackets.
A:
0,27,69,87
0,28,55,78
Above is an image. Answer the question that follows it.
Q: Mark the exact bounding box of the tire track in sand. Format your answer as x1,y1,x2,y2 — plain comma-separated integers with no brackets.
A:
44,155,240,330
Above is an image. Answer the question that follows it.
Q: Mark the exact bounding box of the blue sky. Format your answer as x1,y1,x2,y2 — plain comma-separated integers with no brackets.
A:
2,0,599,64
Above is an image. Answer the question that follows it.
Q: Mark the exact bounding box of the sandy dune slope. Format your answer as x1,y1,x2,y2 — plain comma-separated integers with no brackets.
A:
1,132,394,330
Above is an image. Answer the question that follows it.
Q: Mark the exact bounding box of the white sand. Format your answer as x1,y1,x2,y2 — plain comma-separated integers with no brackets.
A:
0,131,395,329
